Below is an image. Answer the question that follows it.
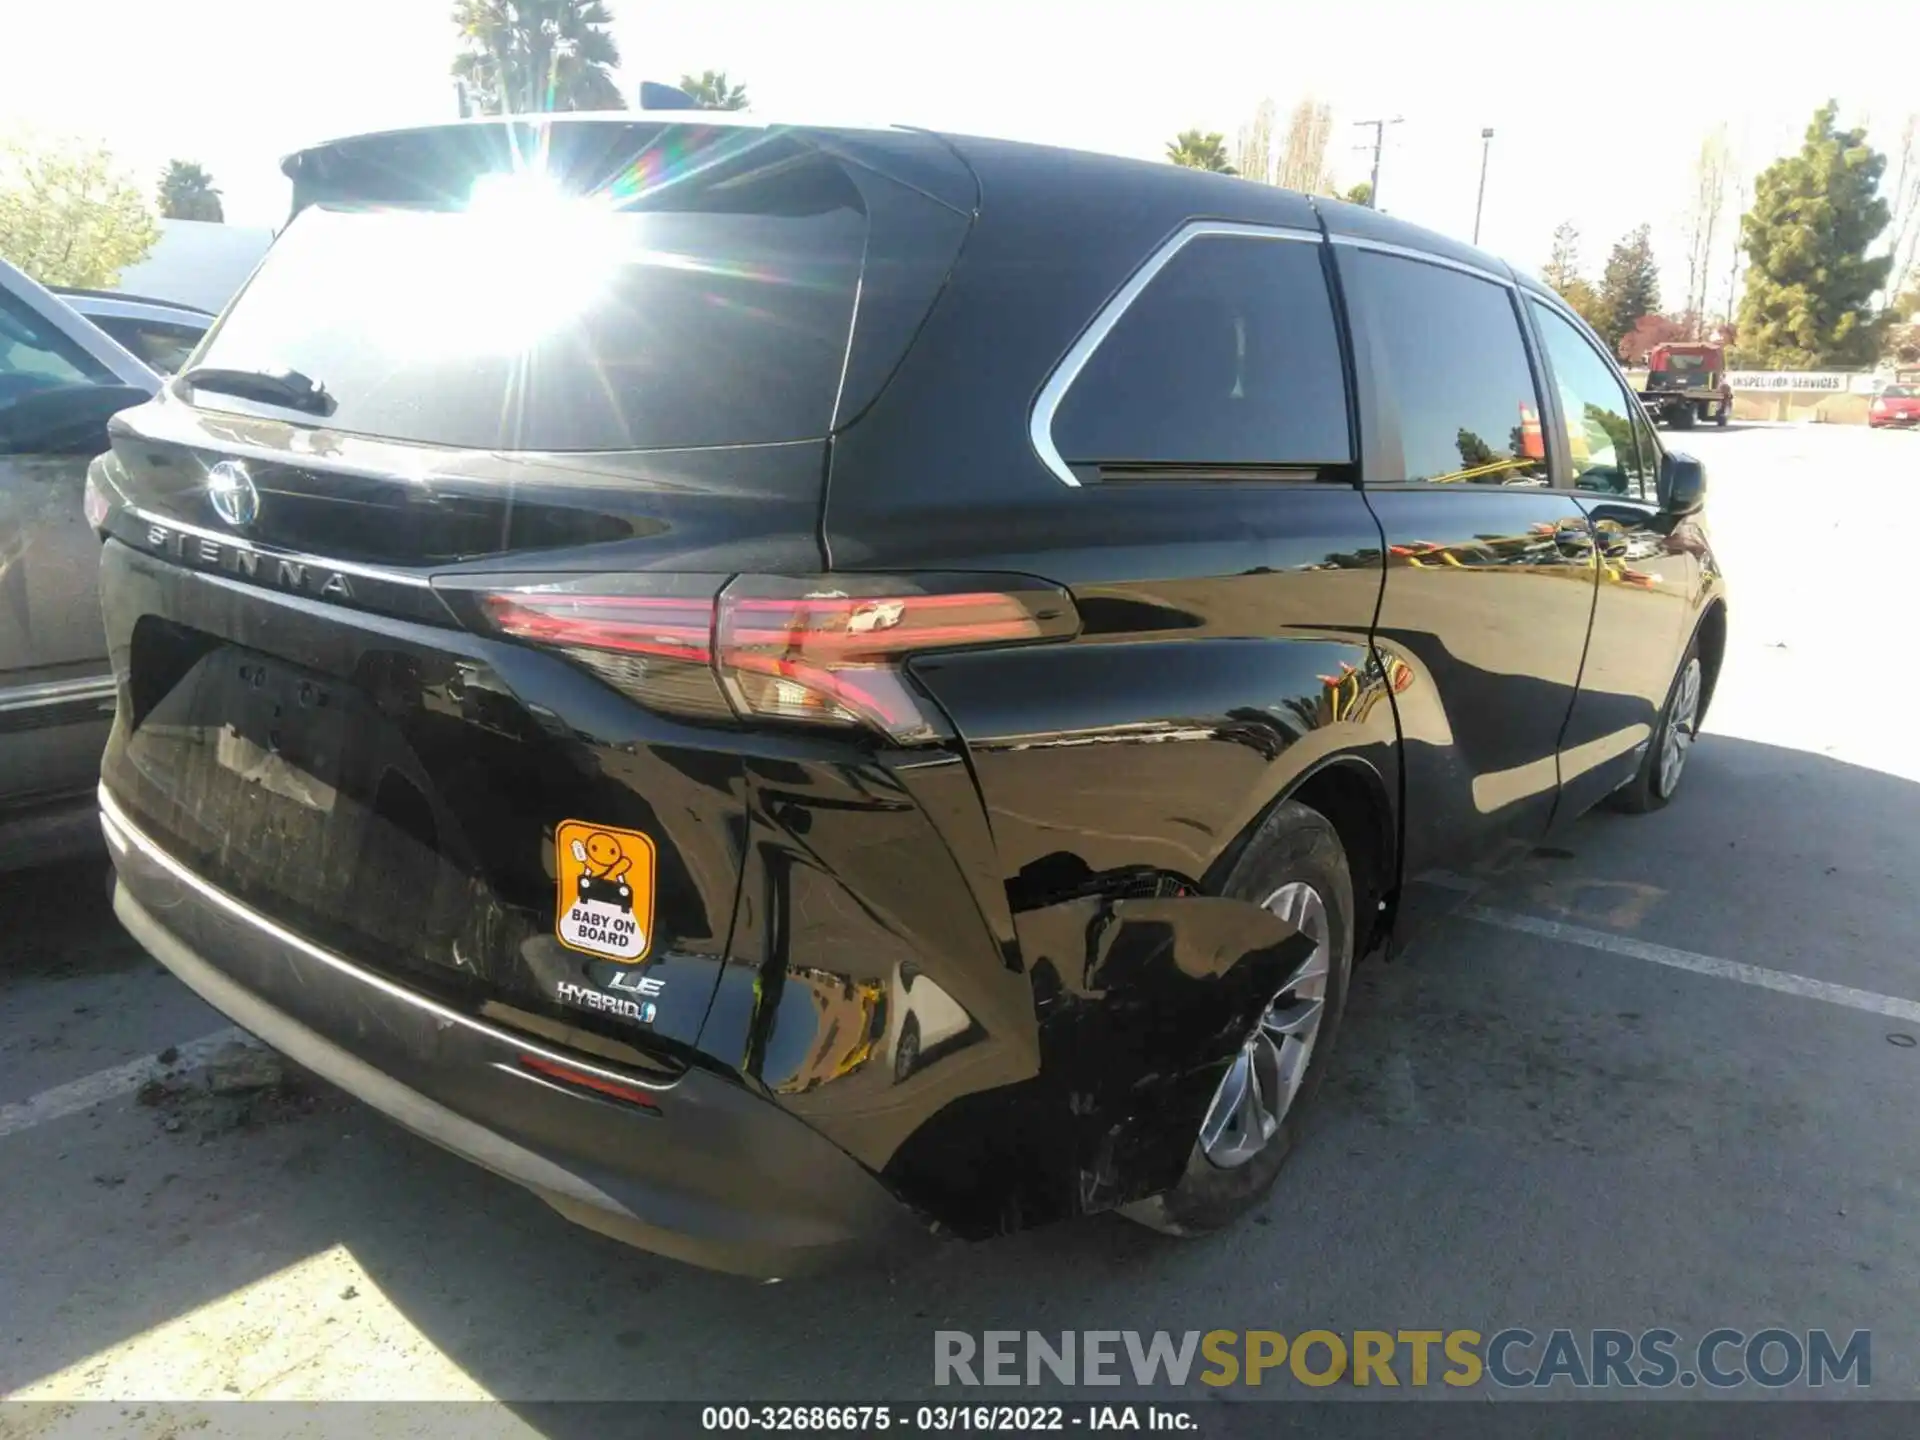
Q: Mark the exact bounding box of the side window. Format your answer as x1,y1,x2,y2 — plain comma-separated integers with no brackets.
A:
0,289,113,402
1339,248,1548,486
1050,234,1351,471
1529,302,1653,498
1628,405,1661,504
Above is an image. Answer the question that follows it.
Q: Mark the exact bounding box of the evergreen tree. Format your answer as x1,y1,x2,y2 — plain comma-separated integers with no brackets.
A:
1541,220,1581,292
157,160,223,222
1735,101,1892,368
1598,224,1661,355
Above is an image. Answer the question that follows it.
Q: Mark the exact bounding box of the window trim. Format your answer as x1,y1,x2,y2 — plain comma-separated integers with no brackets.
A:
1328,233,1515,289
1027,220,1324,488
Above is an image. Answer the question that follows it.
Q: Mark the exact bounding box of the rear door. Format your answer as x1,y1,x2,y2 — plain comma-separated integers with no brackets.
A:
94,120,971,1050
866,219,1393,898
1338,241,1600,879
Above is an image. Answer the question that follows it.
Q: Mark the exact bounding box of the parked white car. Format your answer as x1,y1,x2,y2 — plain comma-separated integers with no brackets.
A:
0,257,160,868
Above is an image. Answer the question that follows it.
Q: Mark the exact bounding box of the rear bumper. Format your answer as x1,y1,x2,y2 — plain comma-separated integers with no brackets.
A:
100,785,927,1279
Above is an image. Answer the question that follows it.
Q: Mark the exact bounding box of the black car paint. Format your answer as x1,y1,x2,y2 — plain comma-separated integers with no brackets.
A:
93,118,1725,1270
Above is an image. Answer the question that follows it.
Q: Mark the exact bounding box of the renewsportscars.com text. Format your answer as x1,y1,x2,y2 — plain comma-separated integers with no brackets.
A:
933,1329,1870,1390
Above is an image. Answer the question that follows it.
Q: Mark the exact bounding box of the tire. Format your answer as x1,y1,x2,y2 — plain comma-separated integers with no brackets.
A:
1121,800,1354,1237
1607,635,1704,814
1715,404,1729,427
894,1013,921,1082
1670,402,1695,430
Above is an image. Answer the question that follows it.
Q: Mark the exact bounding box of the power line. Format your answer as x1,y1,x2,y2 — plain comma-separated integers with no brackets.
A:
1352,117,1403,209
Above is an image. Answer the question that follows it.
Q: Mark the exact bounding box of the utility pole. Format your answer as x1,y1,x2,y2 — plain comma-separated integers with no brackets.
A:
1353,116,1403,209
1473,128,1494,245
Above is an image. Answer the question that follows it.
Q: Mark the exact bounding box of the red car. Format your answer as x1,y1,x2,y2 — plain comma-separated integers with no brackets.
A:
1869,384,1920,428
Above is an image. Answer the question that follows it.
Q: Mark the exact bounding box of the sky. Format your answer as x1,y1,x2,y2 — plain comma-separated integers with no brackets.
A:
3,0,1913,307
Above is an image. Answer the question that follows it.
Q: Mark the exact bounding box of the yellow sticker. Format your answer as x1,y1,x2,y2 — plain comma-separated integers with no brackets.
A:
554,819,656,963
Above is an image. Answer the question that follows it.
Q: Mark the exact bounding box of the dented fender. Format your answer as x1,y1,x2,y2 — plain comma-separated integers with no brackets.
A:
880,886,1309,1236
1023,891,1311,1215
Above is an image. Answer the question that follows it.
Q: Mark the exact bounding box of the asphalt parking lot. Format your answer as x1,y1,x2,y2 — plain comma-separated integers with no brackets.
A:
3,422,1916,1410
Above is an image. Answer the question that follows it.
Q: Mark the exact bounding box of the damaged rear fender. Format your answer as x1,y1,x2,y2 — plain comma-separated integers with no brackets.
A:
881,887,1309,1236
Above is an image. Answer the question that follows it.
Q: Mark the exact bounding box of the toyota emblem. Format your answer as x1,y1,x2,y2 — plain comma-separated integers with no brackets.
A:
206,460,260,528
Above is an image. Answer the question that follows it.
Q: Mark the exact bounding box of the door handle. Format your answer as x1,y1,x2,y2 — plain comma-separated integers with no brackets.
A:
1553,524,1594,554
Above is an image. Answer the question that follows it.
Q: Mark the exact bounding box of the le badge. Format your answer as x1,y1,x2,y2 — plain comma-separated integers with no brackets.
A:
555,819,656,962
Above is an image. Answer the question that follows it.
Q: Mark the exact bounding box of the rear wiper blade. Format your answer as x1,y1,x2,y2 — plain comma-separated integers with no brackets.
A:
178,364,335,417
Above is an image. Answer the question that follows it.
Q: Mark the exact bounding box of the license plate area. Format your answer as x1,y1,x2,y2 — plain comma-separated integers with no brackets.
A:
113,641,532,1000
211,658,344,815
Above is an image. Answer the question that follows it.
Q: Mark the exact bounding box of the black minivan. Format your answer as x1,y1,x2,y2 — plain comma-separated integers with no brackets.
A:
90,115,1724,1277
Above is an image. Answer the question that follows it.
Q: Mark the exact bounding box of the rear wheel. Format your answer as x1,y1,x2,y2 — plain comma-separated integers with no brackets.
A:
1715,403,1730,427
1670,402,1696,430
1121,800,1354,1236
1607,635,1703,814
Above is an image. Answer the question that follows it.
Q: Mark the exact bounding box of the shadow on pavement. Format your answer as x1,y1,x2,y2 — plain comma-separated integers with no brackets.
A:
0,855,140,983
4,732,1918,1403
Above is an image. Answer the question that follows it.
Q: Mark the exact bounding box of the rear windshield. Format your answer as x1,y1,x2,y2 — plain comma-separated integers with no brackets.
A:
1662,352,1707,370
191,131,868,451
1884,385,1915,398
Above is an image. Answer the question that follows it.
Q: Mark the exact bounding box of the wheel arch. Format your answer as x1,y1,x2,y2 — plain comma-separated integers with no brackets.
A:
1206,751,1397,960
1694,598,1728,722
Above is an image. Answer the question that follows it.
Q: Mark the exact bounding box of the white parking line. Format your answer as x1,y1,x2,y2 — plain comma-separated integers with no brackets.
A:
1466,905,1920,1025
0,1026,247,1142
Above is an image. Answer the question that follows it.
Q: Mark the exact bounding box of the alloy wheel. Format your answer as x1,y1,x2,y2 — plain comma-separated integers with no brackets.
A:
1197,881,1332,1169
1657,656,1702,799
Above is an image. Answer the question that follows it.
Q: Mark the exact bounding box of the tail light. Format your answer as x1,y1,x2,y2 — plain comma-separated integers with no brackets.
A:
480,586,732,721
467,573,1079,744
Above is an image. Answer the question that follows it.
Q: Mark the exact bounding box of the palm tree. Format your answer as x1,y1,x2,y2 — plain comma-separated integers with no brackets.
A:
678,70,748,110
157,160,223,222
1165,130,1235,174
451,0,625,115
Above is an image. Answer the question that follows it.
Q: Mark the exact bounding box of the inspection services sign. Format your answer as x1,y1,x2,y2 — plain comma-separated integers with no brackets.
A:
1726,371,1855,392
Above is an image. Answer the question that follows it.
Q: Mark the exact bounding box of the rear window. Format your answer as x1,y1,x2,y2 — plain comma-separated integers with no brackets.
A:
191,132,869,451
1662,352,1707,371
1885,386,1915,398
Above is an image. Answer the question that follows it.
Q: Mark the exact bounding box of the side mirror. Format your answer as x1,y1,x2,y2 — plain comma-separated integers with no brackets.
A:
0,382,151,458
1660,451,1707,515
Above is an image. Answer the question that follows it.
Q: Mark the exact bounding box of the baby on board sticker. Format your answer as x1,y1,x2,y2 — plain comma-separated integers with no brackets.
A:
555,820,656,961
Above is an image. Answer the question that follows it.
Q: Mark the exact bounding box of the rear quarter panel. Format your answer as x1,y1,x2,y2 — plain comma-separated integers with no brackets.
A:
806,148,1405,1226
